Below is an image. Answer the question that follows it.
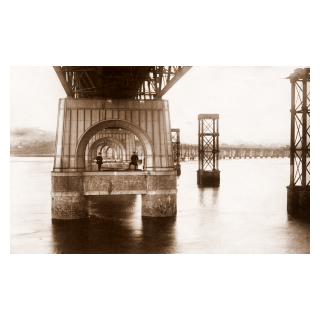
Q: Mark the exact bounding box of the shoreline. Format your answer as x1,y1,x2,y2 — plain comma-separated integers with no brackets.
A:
10,154,54,157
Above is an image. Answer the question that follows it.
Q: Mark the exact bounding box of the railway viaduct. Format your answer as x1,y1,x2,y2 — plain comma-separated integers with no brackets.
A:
51,66,310,220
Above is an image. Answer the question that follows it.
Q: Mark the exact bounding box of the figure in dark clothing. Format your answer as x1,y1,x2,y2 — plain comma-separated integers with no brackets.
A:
96,152,103,171
130,151,139,170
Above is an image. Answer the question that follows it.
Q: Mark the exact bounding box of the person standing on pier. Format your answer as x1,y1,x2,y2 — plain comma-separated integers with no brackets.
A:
96,152,103,171
130,151,139,170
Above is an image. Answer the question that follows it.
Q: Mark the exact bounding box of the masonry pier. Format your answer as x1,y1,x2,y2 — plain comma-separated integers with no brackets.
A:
51,98,177,219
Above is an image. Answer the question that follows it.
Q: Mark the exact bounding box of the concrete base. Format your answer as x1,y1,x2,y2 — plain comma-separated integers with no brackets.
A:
175,164,181,176
197,170,220,187
51,173,89,220
287,186,310,221
52,194,88,220
141,194,177,217
51,170,177,219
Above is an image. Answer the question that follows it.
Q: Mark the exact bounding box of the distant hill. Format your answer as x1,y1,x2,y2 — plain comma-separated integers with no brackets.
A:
10,126,289,157
10,127,56,156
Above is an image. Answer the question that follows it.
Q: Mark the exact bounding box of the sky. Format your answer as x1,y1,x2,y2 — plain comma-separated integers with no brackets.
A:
10,66,303,146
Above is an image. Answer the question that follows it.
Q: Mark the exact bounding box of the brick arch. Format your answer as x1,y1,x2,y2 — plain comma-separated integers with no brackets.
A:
88,140,126,171
99,144,121,159
101,146,118,159
88,137,127,162
104,146,120,161
76,119,154,170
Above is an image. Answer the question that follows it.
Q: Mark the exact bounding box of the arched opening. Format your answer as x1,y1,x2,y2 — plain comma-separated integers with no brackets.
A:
88,138,133,171
86,136,128,169
76,119,154,171
103,146,117,160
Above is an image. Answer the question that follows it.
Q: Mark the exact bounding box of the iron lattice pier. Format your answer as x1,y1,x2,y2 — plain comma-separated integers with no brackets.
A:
288,68,310,187
197,114,220,186
286,68,310,219
171,129,181,175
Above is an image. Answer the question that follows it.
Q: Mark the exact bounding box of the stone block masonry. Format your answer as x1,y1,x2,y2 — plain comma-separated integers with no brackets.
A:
52,98,177,219
51,170,177,219
142,194,177,217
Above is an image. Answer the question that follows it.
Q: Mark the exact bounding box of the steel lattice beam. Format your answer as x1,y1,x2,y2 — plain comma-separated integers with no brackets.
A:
198,114,219,172
54,66,192,99
287,68,310,187
171,129,180,166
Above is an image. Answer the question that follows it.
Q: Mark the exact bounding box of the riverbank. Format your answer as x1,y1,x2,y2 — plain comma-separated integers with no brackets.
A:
10,154,54,157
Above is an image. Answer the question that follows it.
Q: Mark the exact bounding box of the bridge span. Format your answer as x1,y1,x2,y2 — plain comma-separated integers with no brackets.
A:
178,145,290,160
51,67,191,219
51,66,310,221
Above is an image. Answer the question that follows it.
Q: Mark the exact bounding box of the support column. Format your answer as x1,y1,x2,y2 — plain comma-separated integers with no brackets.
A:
286,68,310,220
141,172,177,217
197,114,220,187
51,172,88,220
171,129,181,175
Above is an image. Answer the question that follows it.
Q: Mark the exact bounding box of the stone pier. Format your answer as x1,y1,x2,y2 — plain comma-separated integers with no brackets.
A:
51,98,177,219
51,171,177,219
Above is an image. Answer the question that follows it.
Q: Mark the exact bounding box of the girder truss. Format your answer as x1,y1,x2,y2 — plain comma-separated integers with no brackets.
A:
136,66,191,99
171,129,180,166
198,115,219,171
288,68,310,186
54,66,191,99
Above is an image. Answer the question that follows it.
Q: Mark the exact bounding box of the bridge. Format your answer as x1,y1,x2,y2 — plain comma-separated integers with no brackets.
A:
51,67,191,219
51,66,310,220
177,144,290,160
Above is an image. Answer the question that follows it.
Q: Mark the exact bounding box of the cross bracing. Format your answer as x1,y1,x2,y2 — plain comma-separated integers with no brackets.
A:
287,68,310,187
54,66,192,99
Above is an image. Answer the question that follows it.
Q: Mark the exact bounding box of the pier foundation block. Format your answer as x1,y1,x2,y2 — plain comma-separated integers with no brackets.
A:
51,173,89,220
51,194,88,220
141,193,177,217
51,170,177,219
197,170,220,187
287,186,310,220
175,164,181,176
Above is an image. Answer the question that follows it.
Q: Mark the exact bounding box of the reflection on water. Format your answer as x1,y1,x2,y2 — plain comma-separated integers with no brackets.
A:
51,195,177,254
10,157,310,254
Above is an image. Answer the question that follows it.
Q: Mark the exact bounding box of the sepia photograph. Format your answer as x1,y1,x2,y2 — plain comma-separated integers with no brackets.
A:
10,66,310,254
5,2,319,320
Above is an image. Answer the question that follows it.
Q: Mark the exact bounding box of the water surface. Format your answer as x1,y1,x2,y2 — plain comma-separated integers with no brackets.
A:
10,157,310,254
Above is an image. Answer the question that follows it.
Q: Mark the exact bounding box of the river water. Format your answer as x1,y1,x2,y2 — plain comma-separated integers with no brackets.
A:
10,157,310,254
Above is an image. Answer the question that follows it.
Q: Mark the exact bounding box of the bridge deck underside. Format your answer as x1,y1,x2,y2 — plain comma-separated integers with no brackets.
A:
54,66,191,100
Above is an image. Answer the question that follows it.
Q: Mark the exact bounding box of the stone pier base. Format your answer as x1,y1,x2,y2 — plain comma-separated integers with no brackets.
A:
51,193,89,220
197,170,220,187
141,193,177,217
175,164,181,176
51,173,89,220
51,170,177,219
287,186,310,221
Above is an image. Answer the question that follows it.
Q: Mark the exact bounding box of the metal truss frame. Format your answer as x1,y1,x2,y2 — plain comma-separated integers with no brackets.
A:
288,68,310,187
53,66,192,99
135,66,192,99
171,129,180,166
198,114,219,171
